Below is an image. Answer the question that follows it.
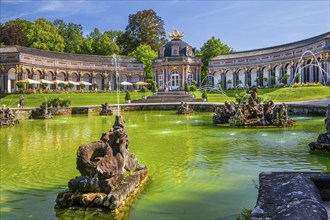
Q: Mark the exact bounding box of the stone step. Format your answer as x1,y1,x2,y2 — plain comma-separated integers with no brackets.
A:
157,92,187,96
132,97,203,103
147,95,193,100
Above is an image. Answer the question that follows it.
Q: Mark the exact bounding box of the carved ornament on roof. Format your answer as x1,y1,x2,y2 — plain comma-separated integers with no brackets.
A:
168,29,184,39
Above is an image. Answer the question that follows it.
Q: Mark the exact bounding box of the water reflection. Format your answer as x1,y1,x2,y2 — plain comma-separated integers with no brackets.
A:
0,112,328,220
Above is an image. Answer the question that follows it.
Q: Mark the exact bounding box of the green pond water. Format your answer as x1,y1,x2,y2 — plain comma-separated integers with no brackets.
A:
0,111,329,220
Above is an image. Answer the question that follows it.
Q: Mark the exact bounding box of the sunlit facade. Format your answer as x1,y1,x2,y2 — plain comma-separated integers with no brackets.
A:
208,32,330,89
152,30,202,91
0,45,144,93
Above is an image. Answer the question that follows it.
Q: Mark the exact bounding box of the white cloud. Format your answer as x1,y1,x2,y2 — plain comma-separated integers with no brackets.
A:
2,0,110,21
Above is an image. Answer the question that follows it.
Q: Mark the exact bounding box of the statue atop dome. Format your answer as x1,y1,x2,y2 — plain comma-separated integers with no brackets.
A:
168,29,184,39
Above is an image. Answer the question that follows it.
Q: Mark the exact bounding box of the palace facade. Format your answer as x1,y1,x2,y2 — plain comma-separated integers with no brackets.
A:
0,45,145,93
152,30,202,91
208,32,330,89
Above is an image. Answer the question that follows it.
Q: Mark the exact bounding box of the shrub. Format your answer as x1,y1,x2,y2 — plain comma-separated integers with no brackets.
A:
202,89,208,100
141,86,149,92
58,82,65,90
184,82,190,93
68,83,74,91
51,97,61,107
125,91,131,101
190,85,197,92
48,97,71,108
151,81,158,93
104,83,110,90
132,83,137,90
92,82,98,90
41,83,48,90
292,82,300,88
60,99,71,107
16,82,25,91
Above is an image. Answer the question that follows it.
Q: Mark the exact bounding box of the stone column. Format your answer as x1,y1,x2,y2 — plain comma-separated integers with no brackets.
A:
309,63,314,82
268,69,272,86
301,68,305,83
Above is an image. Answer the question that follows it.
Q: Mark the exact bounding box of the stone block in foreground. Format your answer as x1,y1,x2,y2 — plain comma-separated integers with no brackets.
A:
250,172,330,220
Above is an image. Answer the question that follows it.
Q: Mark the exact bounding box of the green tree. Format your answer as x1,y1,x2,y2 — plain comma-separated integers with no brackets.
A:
129,44,157,79
0,19,33,46
86,28,120,55
26,18,65,52
0,23,27,46
80,37,94,54
53,19,85,54
118,9,167,55
200,36,232,79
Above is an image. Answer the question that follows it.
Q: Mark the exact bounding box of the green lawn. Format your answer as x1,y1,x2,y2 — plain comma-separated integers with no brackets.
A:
197,86,329,103
0,86,328,108
0,91,153,108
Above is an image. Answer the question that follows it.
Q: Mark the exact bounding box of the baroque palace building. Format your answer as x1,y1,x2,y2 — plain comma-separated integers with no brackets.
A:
208,32,330,89
152,30,202,90
0,45,144,93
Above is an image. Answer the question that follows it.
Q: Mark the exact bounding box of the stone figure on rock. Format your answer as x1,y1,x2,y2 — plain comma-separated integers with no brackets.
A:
55,115,148,212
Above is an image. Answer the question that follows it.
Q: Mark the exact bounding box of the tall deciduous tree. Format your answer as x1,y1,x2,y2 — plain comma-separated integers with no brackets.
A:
0,19,33,46
200,36,232,79
128,44,157,79
53,19,85,54
86,28,120,55
26,18,65,52
118,9,167,55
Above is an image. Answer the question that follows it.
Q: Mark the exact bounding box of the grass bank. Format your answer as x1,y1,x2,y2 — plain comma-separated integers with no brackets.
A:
0,86,328,108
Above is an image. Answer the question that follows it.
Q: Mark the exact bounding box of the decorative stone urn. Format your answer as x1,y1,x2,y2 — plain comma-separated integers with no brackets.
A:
309,104,330,152
55,115,148,213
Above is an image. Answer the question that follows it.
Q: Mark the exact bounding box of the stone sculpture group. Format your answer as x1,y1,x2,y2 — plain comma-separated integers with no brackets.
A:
309,104,330,152
213,87,295,126
100,103,113,116
29,104,52,119
55,115,147,212
177,101,194,114
0,107,19,127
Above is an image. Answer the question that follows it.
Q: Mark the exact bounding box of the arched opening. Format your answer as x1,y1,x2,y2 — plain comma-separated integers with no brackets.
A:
70,72,79,90
120,75,129,90
8,68,16,93
214,71,221,88
250,68,257,86
82,73,91,90
284,64,291,84
34,70,42,80
303,60,311,83
274,65,281,85
95,74,103,90
225,70,233,89
237,69,245,87
262,67,269,86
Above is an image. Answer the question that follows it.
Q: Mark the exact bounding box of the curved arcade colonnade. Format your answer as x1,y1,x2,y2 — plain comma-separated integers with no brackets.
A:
0,45,145,93
208,32,330,89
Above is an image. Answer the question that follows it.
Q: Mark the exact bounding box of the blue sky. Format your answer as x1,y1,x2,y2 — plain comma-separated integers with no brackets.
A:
1,0,329,52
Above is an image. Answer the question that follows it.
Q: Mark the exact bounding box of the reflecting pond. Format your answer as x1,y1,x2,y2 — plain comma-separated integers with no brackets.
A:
0,111,329,219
